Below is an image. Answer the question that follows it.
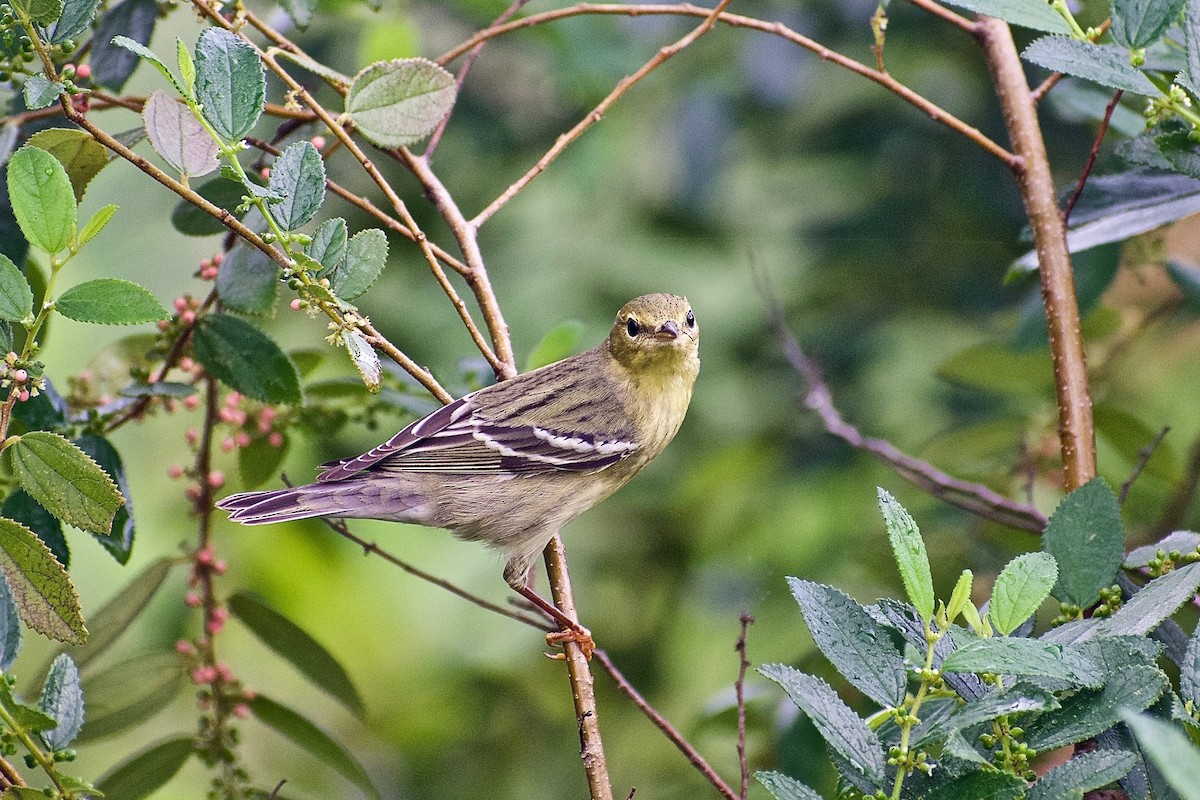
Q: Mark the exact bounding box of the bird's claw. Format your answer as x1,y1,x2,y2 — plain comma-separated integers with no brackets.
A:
544,624,594,660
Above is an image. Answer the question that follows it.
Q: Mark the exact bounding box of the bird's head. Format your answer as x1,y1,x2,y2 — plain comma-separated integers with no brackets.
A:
607,293,700,375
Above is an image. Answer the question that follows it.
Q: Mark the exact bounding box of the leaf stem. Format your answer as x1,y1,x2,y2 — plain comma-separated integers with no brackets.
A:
0,689,71,798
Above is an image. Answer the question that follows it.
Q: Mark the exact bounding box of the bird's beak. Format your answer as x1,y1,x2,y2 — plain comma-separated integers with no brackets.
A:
654,320,680,340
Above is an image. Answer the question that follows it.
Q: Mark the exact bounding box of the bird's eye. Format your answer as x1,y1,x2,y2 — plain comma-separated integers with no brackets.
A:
686,309,695,328
626,317,640,337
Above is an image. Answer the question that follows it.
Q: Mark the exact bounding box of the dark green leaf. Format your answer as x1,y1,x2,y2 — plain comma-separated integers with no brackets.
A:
328,228,387,300
44,0,99,44
109,34,184,98
524,320,584,371
192,314,302,404
171,177,248,236
876,488,934,623
9,378,66,434
143,90,219,178
345,58,456,148
1113,0,1187,48
755,771,823,800
989,551,1057,636
237,434,288,490
1028,749,1139,800
1093,562,1200,638
1022,37,1158,95
758,664,886,787
937,342,1055,395
279,0,315,26
936,0,1071,32
194,27,266,141
787,578,905,708
90,0,157,92
26,128,108,204
216,243,279,316
249,695,381,800
11,430,124,534
73,435,135,564
77,652,183,743
306,217,347,274
0,253,33,322
14,0,62,25
0,680,57,732
926,772,1027,800
268,141,325,230
0,516,84,644
56,278,167,325
914,682,1059,747
1095,403,1180,483
2,489,67,568
0,573,20,671
22,75,64,111
95,736,194,800
39,653,82,749
1025,666,1168,750
1043,478,1124,607
1123,713,1200,800
941,636,1103,686
6,145,76,256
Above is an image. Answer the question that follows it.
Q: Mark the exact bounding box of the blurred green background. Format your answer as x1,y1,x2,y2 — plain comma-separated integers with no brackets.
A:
19,0,1200,797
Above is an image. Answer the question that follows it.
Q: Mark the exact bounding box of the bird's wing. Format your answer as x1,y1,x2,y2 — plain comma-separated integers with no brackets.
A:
316,394,639,482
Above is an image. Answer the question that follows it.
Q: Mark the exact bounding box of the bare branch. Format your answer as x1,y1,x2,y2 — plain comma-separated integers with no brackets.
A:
735,613,753,800
1119,427,1169,505
906,0,975,33
1063,89,1123,227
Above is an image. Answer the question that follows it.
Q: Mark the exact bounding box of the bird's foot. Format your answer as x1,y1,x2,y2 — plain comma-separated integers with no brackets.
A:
545,623,595,661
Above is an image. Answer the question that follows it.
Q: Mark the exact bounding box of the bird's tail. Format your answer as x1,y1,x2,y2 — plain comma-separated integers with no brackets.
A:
217,480,423,525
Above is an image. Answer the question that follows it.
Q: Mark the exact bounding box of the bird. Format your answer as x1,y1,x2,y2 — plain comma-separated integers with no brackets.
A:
217,293,700,642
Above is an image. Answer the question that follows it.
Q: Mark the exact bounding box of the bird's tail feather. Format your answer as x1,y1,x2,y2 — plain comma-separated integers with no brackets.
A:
217,482,421,525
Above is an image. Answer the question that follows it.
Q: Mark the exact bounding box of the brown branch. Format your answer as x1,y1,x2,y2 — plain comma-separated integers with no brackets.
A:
437,4,1015,168
735,613,753,800
1063,89,1123,227
906,0,975,33
977,17,1096,492
593,650,739,800
1119,427,1169,505
1030,73,1064,105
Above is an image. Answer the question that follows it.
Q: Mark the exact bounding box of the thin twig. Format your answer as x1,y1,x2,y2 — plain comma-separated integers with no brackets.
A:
1030,73,1064,104
594,650,739,800
1119,427,1169,505
906,0,974,33
1063,89,1123,227
735,613,753,800
471,0,734,228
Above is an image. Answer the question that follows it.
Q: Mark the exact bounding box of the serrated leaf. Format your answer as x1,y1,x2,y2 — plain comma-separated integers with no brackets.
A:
328,228,387,300
15,0,62,26
142,90,218,178
216,243,279,316
77,652,183,743
0,517,84,643
78,203,117,245
27,128,108,204
22,75,64,111
787,579,905,707
56,279,167,325
1023,36,1158,95
1123,713,1200,800
936,0,1072,32
755,771,823,800
915,682,1059,747
524,320,584,371
6,145,76,256
44,0,99,44
192,314,301,404
1028,749,1139,800
73,435,134,564
1113,0,1187,49
2,489,67,569
345,58,457,148
11,430,123,535
876,488,934,623
941,636,1103,686
990,551,1057,635
306,217,347,273
0,680,56,732
90,0,157,92
926,772,1027,800
249,695,381,800
1093,562,1200,638
1025,665,1167,750
95,736,194,800
108,36,183,97
1126,531,1200,568
39,653,82,750
0,253,33,322
0,574,20,671
268,141,325,230
1043,478,1124,607
194,27,266,142
758,664,886,787
229,592,364,716
177,37,195,97
1183,621,1200,707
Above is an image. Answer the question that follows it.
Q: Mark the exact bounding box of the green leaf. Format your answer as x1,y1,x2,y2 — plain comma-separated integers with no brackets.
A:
90,0,157,92
194,27,266,142
95,736,194,800
11,431,124,534
914,682,1059,747
15,0,62,25
26,129,109,204
237,433,288,490
306,217,348,273
755,771,823,800
1124,713,1200,800
787,579,905,708
229,591,364,716
1183,619,1200,708
0,517,84,644
56,278,167,325
1028,749,1139,800
171,177,248,236
0,680,57,732
941,637,1103,686
1022,37,1158,95
1043,478,1124,607
989,551,1058,636
177,37,196,98
876,488,934,624
926,772,1027,800
936,0,1072,31
524,320,584,371
193,314,302,404
249,695,381,800
1112,0,1187,49
2,489,67,568
0,253,33,322
73,435,135,564
216,243,279,316
345,58,457,148
142,90,219,178
39,653,83,750
328,228,387,300
937,342,1054,395
118,381,195,399
78,203,118,245
1095,403,1180,483
1094,561,1200,638
268,140,326,230
279,0,316,27
1126,531,1200,568
758,664,887,787
0,572,21,671
1024,665,1168,750
108,36,184,97
6,145,76,256
77,652,184,743
22,75,65,111
45,0,100,44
